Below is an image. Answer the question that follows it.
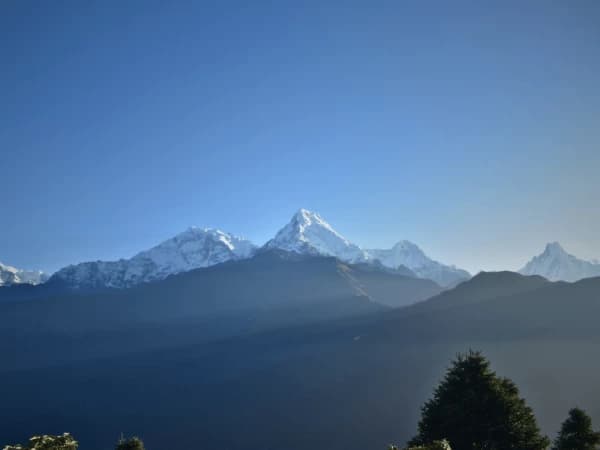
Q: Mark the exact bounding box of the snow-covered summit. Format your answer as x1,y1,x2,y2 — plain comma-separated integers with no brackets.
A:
519,242,600,282
51,227,257,289
0,261,47,286
366,240,430,269
265,209,470,286
43,208,471,289
265,209,368,263
365,241,470,287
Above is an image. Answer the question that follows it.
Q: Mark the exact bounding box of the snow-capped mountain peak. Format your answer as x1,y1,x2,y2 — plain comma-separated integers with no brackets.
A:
51,227,257,289
543,241,567,256
365,241,470,287
42,208,470,289
0,261,47,286
265,209,470,286
265,209,367,262
519,242,600,282
292,209,343,236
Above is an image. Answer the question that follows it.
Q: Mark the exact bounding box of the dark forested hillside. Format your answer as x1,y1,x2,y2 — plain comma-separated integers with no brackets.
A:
0,250,441,370
2,273,600,449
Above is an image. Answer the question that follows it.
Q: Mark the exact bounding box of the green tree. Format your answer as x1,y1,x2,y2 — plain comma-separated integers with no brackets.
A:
3,433,78,450
409,350,549,450
553,408,600,450
115,436,145,450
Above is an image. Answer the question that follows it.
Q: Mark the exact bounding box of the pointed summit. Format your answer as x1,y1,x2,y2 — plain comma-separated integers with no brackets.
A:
519,242,600,282
265,209,367,262
290,209,340,236
543,241,566,255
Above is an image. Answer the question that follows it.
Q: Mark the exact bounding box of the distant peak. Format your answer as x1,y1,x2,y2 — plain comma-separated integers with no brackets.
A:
544,241,566,254
519,241,600,282
295,208,312,217
293,208,322,223
392,240,421,251
185,226,214,234
290,209,336,233
265,208,365,262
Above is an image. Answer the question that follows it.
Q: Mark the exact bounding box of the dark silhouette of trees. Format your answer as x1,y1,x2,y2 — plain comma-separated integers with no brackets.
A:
115,436,145,450
553,408,600,450
409,350,549,450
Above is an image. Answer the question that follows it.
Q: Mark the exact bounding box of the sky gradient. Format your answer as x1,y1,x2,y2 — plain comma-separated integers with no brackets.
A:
1,1,599,275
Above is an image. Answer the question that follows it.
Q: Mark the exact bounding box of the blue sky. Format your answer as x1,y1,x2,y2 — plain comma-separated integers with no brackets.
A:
1,1,599,274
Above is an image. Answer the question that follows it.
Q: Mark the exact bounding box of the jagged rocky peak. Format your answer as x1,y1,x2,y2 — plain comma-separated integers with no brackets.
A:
265,209,367,263
519,242,600,282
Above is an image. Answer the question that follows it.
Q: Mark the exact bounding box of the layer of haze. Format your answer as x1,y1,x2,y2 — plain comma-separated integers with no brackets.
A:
1,1,599,275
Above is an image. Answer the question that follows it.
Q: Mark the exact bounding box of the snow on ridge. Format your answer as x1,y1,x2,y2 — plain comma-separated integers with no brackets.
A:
51,227,257,289
266,209,470,286
38,208,471,289
265,209,367,263
0,261,47,286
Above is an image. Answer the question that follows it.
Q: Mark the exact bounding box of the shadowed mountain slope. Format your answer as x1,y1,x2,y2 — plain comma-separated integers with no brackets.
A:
0,250,441,336
1,274,600,450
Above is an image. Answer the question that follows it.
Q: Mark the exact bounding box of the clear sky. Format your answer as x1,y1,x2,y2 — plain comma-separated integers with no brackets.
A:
1,1,599,275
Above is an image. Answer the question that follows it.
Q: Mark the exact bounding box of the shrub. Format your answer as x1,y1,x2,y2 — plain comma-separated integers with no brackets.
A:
3,433,78,450
115,436,145,450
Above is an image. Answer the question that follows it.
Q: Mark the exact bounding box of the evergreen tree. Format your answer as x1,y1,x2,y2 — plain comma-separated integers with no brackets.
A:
115,436,145,450
409,350,549,450
553,408,600,450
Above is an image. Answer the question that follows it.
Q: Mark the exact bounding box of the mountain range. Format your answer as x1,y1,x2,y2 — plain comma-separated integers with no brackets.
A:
2,210,599,290
0,209,468,291
46,209,469,289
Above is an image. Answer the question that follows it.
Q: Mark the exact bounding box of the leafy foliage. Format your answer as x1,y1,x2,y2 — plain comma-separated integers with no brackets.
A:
115,436,145,450
3,433,78,450
409,350,549,450
553,408,600,450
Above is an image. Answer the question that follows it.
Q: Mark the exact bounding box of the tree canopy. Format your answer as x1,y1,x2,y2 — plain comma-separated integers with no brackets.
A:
553,408,600,450
409,350,549,450
115,436,145,450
